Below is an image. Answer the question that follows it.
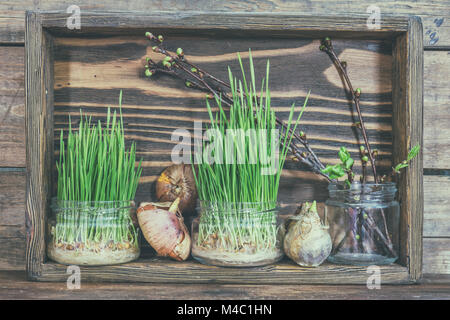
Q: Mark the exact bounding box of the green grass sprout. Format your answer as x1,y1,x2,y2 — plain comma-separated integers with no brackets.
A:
192,51,308,253
53,91,143,250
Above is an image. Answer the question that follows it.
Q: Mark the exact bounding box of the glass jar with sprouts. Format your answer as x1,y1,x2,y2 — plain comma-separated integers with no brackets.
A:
47,93,143,266
191,201,284,267
190,52,307,267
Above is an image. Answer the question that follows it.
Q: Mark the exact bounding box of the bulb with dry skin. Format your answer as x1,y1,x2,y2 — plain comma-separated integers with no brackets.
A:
156,164,198,214
137,198,191,261
283,201,332,267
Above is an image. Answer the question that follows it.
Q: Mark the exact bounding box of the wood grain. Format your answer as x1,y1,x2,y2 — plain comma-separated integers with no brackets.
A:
0,171,25,232
35,257,409,284
2,270,450,299
0,171,26,270
0,1,449,46
424,51,450,169
391,17,423,281
24,11,55,280
423,238,450,274
0,47,25,167
424,175,450,237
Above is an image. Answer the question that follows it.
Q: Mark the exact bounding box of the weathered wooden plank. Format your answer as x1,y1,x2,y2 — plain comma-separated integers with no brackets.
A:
0,1,449,46
423,238,450,274
0,171,26,270
424,51,450,169
424,175,450,237
391,17,423,281
0,238,25,271
24,11,54,280
37,257,409,284
0,47,25,167
421,273,450,284
0,171,25,231
40,11,409,37
2,270,450,299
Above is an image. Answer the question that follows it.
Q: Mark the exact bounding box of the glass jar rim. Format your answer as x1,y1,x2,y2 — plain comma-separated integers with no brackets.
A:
327,181,397,204
328,181,397,191
196,200,279,214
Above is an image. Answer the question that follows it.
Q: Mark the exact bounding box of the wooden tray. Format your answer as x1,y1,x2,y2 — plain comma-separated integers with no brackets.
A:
25,11,423,284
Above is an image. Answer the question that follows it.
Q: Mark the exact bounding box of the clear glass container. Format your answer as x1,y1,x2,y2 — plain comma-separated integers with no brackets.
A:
191,201,284,267
47,198,140,266
326,182,399,266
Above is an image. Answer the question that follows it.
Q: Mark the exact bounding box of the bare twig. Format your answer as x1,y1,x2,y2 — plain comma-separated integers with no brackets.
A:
320,38,378,183
320,37,395,257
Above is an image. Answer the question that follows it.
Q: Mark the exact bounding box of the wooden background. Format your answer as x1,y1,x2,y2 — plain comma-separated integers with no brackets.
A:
0,1,449,277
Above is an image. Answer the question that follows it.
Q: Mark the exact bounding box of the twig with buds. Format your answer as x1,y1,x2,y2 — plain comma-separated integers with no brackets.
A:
320,37,379,183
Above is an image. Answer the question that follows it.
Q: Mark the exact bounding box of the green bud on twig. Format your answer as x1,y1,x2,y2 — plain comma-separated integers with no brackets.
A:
355,88,361,97
362,155,369,162
185,81,192,87
322,37,332,48
145,69,153,77
176,48,184,56
360,145,365,152
152,46,158,52
158,35,164,42
191,67,198,73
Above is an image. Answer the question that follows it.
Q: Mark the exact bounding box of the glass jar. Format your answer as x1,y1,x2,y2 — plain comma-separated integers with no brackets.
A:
325,182,399,266
191,201,284,267
47,198,140,266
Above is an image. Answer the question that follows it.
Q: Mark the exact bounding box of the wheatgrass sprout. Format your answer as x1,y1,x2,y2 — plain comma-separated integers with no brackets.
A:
192,52,309,254
53,91,143,250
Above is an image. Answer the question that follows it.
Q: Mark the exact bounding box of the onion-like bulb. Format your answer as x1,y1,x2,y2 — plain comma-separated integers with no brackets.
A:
137,198,191,261
283,201,332,267
156,164,197,214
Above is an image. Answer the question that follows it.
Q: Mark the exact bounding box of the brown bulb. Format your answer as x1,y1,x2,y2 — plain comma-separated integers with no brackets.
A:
137,199,191,261
156,164,198,214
